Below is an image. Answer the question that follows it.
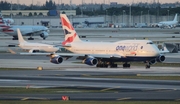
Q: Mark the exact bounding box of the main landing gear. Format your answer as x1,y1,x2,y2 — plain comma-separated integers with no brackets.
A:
123,62,130,68
12,36,18,40
96,61,118,68
145,62,151,69
96,61,108,68
95,60,151,69
28,37,34,40
109,62,118,68
12,36,34,40
28,34,34,40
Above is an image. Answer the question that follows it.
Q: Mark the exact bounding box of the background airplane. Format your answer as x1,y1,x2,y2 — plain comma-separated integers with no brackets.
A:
17,28,59,53
3,25,50,40
157,13,178,29
0,17,10,30
0,16,49,40
21,14,167,69
0,12,14,25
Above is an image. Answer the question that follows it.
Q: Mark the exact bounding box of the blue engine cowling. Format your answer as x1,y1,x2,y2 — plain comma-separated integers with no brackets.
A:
40,31,49,39
83,57,98,66
50,56,63,64
156,55,165,62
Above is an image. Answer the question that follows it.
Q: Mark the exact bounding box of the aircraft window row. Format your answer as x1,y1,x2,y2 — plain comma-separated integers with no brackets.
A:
96,50,105,52
75,50,91,51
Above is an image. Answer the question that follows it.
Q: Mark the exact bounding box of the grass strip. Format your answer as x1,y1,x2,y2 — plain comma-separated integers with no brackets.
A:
0,87,101,94
0,101,179,104
92,76,180,80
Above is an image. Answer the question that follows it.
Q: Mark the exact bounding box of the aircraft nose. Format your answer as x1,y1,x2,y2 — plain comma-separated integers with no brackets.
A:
153,48,161,56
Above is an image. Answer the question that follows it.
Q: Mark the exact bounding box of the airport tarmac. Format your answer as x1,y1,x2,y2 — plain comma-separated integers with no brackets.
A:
0,28,180,101
0,67,180,101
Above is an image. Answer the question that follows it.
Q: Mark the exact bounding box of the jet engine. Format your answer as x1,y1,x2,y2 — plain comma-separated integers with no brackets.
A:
50,55,63,64
156,55,165,62
82,57,98,66
28,50,40,53
40,31,49,40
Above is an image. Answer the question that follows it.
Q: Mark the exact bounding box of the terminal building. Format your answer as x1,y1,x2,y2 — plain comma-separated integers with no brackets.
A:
1,10,76,17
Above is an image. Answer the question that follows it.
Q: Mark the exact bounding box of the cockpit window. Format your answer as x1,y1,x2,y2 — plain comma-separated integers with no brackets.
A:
147,42,153,44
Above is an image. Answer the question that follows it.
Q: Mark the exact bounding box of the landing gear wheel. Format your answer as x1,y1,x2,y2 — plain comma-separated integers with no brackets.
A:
96,62,108,68
123,64,130,68
12,38,18,40
28,37,34,40
123,63,130,68
12,36,18,40
145,61,151,69
146,65,150,69
110,64,117,68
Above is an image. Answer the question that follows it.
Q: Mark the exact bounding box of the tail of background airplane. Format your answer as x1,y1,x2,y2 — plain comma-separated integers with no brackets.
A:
17,28,26,44
60,14,81,45
173,13,178,21
0,17,10,29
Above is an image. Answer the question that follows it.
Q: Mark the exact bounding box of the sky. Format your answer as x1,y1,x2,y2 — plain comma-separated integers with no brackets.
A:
5,0,179,5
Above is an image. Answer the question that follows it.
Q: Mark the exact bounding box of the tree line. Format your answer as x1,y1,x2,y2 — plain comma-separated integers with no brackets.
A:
1,1,180,16
76,5,180,16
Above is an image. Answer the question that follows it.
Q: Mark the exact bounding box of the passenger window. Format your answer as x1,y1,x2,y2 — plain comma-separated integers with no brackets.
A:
141,46,143,49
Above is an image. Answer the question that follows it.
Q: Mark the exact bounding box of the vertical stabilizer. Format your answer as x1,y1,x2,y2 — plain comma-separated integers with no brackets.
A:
17,28,26,44
60,14,81,45
173,13,178,21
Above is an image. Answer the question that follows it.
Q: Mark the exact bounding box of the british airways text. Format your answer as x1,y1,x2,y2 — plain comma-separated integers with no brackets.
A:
116,44,139,51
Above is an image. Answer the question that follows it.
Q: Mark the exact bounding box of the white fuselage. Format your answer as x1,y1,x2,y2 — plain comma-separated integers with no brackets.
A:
158,21,178,27
65,40,160,58
19,42,59,53
2,25,49,36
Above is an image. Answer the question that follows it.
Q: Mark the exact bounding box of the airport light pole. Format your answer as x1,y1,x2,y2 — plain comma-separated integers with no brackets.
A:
129,4,131,27
167,10,169,20
123,10,125,24
113,11,116,24
141,11,143,23
148,10,149,25
105,10,107,23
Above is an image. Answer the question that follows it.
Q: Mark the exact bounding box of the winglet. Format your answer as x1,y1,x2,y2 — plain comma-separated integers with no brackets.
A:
17,28,26,44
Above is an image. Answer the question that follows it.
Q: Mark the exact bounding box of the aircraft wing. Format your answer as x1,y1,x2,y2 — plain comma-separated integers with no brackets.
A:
39,41,63,46
19,52,124,59
21,30,38,36
159,46,169,54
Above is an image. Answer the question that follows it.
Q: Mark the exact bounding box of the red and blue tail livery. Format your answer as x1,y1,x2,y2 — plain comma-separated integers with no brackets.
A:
60,14,81,46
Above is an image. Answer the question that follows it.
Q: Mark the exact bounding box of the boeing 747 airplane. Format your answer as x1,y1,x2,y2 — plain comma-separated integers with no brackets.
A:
20,14,167,68
17,28,59,53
